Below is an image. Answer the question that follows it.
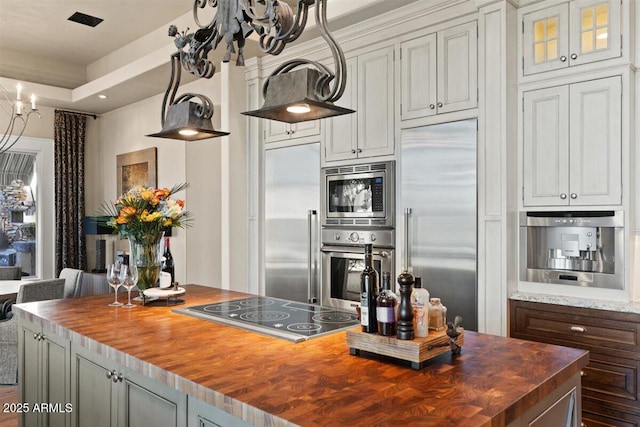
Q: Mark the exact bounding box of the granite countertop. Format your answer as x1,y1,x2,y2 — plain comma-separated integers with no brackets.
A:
15,285,589,427
510,291,640,314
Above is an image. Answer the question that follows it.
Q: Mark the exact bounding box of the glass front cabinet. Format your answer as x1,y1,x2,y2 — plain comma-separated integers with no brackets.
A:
522,0,621,76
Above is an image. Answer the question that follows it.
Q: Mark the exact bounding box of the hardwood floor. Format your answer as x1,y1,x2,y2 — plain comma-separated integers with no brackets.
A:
0,385,18,427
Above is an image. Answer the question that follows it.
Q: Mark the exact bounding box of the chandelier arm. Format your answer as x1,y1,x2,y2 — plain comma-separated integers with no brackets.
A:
258,1,309,55
193,0,217,29
0,115,28,154
314,0,346,103
161,53,183,126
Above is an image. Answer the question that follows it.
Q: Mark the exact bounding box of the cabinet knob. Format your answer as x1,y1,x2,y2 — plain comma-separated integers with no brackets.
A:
39,334,45,341
429,104,435,109
570,193,577,199
357,148,362,153
570,53,578,60
570,325,586,333
581,423,586,427
285,130,291,135
560,55,567,62
351,149,356,154
113,373,123,383
106,370,114,379
437,102,443,108
33,333,39,340
580,370,586,377
560,193,567,199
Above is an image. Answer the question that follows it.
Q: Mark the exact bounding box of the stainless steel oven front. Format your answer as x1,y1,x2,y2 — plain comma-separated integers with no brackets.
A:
321,228,394,311
321,161,394,227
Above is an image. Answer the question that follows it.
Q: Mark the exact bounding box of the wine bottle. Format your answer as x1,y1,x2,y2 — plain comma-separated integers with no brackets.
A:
376,272,397,336
161,236,175,284
411,277,429,338
360,243,378,333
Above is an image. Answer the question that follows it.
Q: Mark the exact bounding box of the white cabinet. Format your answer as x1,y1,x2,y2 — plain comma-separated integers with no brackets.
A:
18,320,71,427
521,0,621,76
400,21,477,120
324,45,394,162
70,344,187,427
523,76,621,206
264,119,320,143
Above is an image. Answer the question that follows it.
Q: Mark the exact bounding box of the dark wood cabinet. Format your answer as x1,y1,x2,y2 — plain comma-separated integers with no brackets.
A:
510,299,640,426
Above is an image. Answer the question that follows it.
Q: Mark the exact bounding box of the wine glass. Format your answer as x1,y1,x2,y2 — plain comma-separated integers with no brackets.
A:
121,264,138,308
107,263,125,307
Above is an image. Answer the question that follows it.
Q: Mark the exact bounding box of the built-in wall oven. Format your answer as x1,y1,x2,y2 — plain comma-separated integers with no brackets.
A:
321,161,395,228
321,228,394,310
519,211,624,289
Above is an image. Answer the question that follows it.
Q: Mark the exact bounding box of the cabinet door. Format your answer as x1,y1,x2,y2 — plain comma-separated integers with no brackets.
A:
523,85,570,206
71,351,116,427
265,119,320,143
400,33,437,120
523,4,570,75
528,387,578,427
568,76,621,205
291,120,320,140
19,324,41,427
41,333,71,427
119,368,186,427
325,57,358,162
437,21,478,114
568,0,621,67
357,45,395,158
264,120,291,144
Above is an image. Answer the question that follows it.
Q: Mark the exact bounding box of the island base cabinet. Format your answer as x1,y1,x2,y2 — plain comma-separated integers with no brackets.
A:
187,397,254,427
18,319,71,427
71,344,186,427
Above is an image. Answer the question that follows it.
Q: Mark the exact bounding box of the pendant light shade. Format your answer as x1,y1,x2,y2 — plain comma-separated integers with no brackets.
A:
242,68,354,123
147,101,229,141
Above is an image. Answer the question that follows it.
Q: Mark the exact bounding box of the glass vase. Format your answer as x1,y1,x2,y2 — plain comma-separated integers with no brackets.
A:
128,232,164,294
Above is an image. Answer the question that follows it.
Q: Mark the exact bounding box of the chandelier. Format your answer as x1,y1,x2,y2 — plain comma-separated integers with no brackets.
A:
148,0,353,141
0,83,40,153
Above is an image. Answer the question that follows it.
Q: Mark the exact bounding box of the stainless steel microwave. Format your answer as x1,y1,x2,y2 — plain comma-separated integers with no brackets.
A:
321,161,395,227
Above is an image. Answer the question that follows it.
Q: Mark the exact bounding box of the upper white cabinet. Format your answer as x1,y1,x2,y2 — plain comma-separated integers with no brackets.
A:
521,0,621,76
324,45,395,162
523,76,621,206
400,21,478,120
264,119,321,144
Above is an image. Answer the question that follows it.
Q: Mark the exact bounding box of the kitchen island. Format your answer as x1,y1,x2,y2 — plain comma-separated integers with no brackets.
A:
15,285,588,426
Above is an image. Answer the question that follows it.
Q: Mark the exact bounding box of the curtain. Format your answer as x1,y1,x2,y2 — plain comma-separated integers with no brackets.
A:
54,110,87,274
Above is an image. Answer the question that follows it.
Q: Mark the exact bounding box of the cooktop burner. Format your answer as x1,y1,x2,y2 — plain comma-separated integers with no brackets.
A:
174,297,359,343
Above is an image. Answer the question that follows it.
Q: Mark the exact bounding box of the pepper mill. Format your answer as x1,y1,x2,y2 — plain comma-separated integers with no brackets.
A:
396,271,415,340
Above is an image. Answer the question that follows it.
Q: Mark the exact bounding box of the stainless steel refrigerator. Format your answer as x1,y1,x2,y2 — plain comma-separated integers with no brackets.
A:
264,143,320,303
400,119,477,331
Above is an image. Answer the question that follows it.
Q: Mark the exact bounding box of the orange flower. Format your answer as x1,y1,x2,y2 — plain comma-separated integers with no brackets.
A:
154,188,170,199
176,200,185,208
121,206,136,218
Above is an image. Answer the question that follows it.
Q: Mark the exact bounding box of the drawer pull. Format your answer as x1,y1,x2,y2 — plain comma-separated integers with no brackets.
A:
570,326,586,333
580,370,586,377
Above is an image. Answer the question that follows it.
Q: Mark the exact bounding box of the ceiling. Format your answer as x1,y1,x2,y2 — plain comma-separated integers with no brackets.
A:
0,0,419,115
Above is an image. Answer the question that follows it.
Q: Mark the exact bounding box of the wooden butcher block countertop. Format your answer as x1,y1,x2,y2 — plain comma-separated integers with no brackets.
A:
14,285,588,427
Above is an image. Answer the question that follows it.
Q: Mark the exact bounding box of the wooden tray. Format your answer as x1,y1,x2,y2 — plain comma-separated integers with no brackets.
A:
346,327,464,370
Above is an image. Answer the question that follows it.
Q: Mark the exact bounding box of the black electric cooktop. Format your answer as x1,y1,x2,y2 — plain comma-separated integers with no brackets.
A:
174,297,359,343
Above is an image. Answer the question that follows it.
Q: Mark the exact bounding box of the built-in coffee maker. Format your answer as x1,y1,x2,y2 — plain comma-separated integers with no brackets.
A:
519,211,624,289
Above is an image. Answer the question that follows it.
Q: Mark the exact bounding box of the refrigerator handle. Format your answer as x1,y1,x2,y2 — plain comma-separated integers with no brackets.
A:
308,210,318,304
404,208,412,272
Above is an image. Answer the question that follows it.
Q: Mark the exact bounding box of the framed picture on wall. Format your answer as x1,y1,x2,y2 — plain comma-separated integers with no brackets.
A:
116,147,157,196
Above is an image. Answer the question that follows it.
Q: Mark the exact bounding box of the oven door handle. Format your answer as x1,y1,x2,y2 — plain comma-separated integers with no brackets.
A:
308,210,318,304
321,245,391,255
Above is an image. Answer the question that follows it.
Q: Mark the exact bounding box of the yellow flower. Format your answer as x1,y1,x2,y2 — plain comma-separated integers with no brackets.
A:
141,189,159,206
140,209,162,222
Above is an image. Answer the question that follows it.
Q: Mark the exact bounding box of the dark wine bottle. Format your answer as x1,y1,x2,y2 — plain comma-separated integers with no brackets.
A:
360,243,378,333
376,271,397,336
162,236,175,284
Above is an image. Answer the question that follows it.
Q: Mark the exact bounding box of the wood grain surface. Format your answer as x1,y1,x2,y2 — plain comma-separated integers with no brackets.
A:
14,285,588,427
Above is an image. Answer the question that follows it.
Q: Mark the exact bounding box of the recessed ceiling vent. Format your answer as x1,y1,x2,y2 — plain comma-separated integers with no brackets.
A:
67,12,103,28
